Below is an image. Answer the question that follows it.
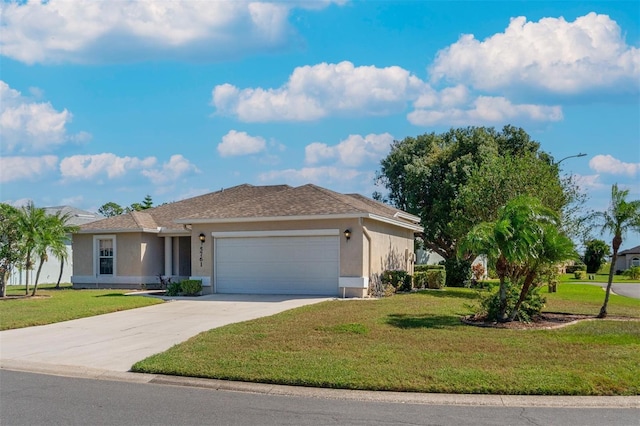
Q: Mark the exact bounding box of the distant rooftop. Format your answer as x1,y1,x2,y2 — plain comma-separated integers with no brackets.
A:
44,206,103,226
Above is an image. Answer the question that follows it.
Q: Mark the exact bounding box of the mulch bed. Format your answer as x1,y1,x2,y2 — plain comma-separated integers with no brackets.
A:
461,312,637,330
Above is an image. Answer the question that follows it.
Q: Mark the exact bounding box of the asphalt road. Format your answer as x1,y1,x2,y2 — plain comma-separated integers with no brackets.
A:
1,370,638,426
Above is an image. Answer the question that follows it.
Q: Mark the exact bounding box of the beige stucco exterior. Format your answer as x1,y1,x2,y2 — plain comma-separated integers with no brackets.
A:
72,217,417,297
72,232,179,289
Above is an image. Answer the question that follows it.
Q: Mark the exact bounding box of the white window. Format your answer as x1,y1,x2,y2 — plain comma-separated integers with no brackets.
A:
94,235,116,276
632,257,640,267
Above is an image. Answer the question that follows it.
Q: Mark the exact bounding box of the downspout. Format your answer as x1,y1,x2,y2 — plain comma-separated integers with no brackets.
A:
360,218,372,283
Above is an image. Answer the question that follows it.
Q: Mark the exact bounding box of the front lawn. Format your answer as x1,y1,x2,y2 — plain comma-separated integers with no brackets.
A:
132,285,640,395
559,273,639,283
0,284,163,330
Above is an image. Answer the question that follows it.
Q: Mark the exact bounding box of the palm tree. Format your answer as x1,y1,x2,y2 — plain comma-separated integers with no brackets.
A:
52,211,79,290
462,196,575,322
31,211,79,295
596,184,640,318
15,202,47,295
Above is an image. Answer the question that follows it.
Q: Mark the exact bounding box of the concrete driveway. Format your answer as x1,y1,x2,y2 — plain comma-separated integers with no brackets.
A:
0,294,330,373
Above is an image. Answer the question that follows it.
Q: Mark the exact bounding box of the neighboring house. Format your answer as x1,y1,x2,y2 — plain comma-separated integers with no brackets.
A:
8,206,102,285
71,184,423,297
613,245,640,273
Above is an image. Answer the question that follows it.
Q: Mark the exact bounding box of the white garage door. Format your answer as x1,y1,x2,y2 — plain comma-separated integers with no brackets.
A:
215,235,339,295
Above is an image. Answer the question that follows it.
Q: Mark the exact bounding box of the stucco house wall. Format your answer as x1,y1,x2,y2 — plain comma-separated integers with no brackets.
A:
71,184,422,297
613,246,640,272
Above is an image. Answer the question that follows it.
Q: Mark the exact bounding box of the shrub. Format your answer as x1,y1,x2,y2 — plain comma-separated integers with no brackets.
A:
471,263,485,281
624,266,640,280
413,272,428,289
477,281,546,323
399,274,413,292
442,258,471,287
566,263,586,274
180,279,202,296
166,281,181,296
426,270,445,289
574,271,585,280
381,270,411,291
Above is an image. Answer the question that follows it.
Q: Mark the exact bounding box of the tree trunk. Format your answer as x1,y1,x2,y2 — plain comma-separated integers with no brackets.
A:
24,253,31,295
496,256,508,322
508,270,537,322
31,256,45,296
0,270,7,298
55,260,64,289
598,236,621,318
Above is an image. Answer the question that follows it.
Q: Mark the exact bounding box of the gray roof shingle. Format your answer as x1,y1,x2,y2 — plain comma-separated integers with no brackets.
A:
79,183,420,232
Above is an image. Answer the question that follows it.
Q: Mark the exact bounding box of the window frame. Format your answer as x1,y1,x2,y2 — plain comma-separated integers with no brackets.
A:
94,235,116,277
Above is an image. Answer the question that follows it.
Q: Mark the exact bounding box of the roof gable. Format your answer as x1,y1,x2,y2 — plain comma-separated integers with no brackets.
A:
619,245,640,255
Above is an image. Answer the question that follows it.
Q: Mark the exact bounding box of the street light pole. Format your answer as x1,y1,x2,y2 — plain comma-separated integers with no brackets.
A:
555,153,587,165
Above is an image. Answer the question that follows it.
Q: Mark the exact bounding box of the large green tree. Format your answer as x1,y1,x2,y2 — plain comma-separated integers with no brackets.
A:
0,204,23,297
595,184,640,318
461,196,576,322
582,239,610,274
98,202,124,217
376,125,569,285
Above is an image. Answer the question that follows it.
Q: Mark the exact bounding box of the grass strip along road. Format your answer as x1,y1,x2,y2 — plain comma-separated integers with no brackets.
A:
0,284,163,330
133,285,640,396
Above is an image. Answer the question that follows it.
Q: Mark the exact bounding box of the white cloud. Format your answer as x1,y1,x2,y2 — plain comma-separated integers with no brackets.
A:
59,195,85,206
0,81,89,153
408,96,563,126
589,154,640,177
212,61,427,122
60,153,156,180
0,155,58,183
258,166,363,186
141,154,200,184
217,130,267,157
305,133,394,167
430,13,640,95
0,1,342,64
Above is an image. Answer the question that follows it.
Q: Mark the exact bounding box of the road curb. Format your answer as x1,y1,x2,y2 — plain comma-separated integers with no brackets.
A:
2,360,638,409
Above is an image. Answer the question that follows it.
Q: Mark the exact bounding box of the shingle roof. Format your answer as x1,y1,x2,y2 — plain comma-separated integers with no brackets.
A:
619,245,640,255
79,183,421,232
44,206,102,226
80,184,290,232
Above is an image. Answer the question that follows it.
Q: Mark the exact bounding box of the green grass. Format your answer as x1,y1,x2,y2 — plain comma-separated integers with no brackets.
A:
132,285,640,395
558,273,639,283
0,283,163,330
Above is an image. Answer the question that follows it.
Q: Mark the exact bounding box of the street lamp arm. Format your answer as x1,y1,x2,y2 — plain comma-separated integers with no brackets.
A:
555,153,587,165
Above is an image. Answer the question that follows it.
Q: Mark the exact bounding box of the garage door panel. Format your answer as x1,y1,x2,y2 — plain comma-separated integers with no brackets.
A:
215,236,339,295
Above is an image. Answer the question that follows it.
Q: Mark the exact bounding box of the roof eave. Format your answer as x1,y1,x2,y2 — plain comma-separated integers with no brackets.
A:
175,213,424,232
75,228,161,234
175,213,365,224
367,214,424,232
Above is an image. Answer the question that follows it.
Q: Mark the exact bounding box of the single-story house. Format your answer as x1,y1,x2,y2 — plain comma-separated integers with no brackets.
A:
613,245,640,273
8,206,102,286
71,184,423,297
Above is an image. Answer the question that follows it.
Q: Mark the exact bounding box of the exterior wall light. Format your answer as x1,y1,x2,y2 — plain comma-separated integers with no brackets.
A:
199,233,206,267
344,229,351,241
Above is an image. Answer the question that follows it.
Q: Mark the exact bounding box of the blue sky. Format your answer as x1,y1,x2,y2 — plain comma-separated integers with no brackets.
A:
1,1,639,248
